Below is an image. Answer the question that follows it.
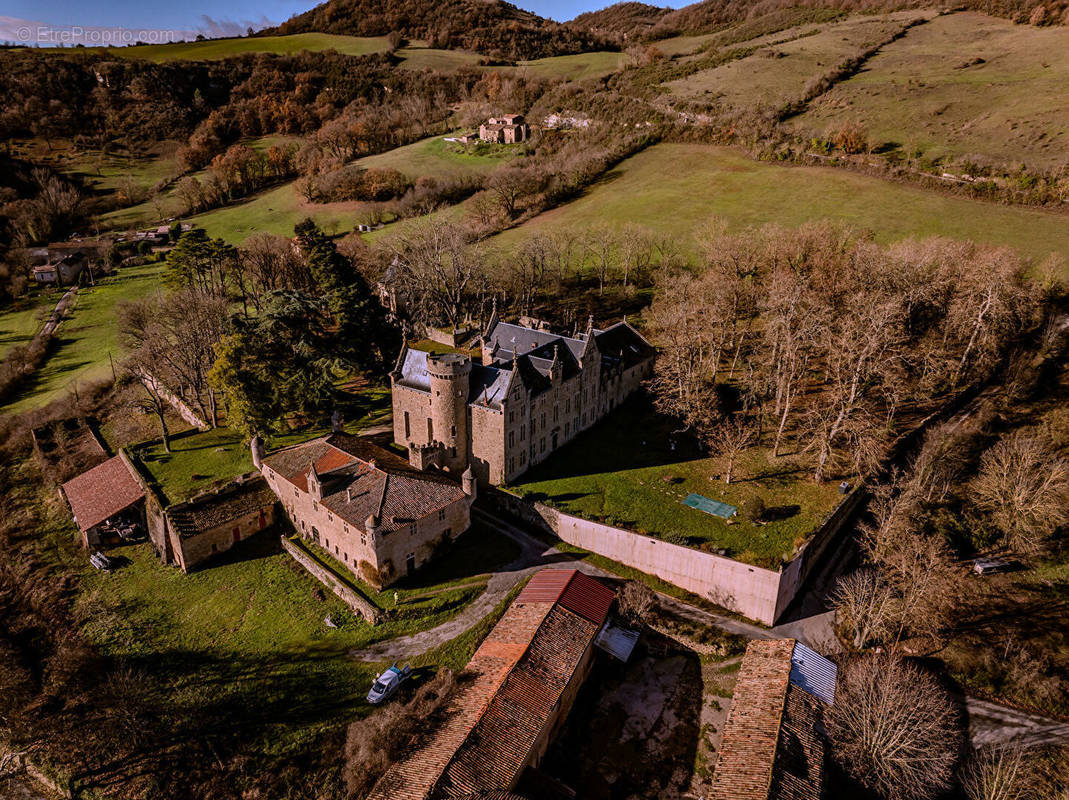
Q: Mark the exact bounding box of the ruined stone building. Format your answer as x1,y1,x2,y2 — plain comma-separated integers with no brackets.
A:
257,432,475,587
479,114,530,144
391,314,656,486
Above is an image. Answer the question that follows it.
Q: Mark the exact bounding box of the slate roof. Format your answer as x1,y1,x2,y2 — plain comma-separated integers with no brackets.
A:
62,455,146,532
261,433,466,535
710,639,835,800
366,569,614,800
167,477,276,538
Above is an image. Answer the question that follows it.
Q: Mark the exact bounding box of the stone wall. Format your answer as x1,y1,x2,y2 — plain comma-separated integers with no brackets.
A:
139,371,209,431
281,537,380,622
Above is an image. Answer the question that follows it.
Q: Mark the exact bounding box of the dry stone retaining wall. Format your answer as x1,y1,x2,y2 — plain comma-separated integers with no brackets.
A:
281,537,380,623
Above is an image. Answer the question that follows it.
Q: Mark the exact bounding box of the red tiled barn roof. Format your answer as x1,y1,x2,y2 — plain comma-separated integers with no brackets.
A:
61,455,145,532
367,569,615,800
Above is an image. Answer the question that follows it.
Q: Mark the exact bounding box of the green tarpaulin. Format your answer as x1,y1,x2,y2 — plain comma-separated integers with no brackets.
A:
682,493,737,519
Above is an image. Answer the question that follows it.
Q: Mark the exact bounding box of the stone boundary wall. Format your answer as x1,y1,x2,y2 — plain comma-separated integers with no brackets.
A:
281,538,381,623
140,371,209,431
490,487,862,626
422,325,473,348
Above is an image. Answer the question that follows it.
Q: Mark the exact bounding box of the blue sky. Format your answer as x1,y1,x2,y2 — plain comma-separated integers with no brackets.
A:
1,0,619,42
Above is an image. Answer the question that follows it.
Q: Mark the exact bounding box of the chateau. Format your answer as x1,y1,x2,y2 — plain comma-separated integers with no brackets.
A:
257,432,475,587
392,313,655,486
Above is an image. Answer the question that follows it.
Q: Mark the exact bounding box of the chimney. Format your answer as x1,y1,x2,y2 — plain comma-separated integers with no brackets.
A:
331,409,344,434
346,487,353,503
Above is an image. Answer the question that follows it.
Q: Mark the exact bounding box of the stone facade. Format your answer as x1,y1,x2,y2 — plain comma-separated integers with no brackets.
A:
479,114,530,144
259,433,475,588
392,314,656,486
162,475,278,572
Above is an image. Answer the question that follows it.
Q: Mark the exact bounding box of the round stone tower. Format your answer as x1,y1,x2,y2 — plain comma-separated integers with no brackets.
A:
426,351,471,473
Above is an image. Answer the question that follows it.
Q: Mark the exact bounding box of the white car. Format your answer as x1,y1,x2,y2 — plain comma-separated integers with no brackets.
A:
367,664,412,704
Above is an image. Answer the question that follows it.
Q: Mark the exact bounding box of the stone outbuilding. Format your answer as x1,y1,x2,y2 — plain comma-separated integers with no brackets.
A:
61,454,147,549
153,474,279,572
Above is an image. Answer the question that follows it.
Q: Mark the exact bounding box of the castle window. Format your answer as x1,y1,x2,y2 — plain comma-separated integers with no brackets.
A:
566,399,571,413
521,427,525,441
335,545,339,555
293,487,298,497
565,422,570,436
404,411,410,438
509,411,514,423
313,502,318,512
451,424,456,437
439,509,446,521
540,438,546,453
361,534,367,545
427,417,434,440
508,431,514,447
509,458,515,473
327,513,333,522
541,413,546,428
553,406,558,422
344,553,348,563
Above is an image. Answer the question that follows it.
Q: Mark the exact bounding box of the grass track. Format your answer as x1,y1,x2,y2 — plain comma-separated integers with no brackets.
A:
491,143,1069,269
2,261,167,415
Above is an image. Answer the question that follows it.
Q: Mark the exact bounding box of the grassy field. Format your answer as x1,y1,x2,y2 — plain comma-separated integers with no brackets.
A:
94,33,392,62
76,517,519,768
396,44,484,71
0,291,56,360
135,390,393,505
664,11,929,110
511,399,841,568
2,261,167,415
509,51,631,81
793,11,1069,171
352,134,520,179
491,143,1069,269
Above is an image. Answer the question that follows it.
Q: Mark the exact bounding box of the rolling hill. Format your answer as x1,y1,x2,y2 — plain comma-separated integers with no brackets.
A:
264,0,611,60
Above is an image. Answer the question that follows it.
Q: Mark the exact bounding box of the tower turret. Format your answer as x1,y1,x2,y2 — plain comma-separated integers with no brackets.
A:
426,351,471,473
250,435,265,469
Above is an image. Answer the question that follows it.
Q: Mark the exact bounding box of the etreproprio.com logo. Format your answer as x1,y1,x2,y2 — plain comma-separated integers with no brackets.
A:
15,25,182,45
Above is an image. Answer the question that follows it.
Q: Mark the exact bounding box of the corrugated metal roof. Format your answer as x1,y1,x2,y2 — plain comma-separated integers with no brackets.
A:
789,642,837,705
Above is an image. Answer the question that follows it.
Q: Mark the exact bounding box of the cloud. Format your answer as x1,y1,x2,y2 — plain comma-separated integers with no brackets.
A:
196,14,276,38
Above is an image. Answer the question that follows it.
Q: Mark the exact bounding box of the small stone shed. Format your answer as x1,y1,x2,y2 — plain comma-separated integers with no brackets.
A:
152,473,279,572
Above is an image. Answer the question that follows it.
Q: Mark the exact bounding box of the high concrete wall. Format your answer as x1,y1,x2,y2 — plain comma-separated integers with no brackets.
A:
492,492,783,625
492,487,862,626
281,537,381,623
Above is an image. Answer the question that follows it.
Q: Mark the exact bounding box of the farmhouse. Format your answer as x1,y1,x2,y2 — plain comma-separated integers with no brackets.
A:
367,568,615,799
711,639,837,800
479,114,530,144
257,432,476,588
32,254,84,286
392,312,655,485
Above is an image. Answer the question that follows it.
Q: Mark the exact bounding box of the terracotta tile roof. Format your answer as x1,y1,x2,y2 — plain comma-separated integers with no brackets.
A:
261,433,466,533
61,455,145,532
711,639,795,800
711,639,832,800
367,569,615,800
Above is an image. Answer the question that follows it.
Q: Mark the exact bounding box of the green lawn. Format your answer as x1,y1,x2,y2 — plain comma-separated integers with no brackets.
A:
792,11,1069,171
92,33,392,62
491,143,1069,270
510,398,842,569
2,261,167,415
135,389,393,504
0,291,57,360
396,45,484,71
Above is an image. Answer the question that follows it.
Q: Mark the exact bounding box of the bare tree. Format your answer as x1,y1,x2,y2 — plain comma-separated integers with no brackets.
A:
832,569,896,650
486,166,531,219
618,223,653,288
706,411,757,484
972,433,1069,555
960,747,1030,800
389,220,484,331
585,223,618,295
829,654,962,800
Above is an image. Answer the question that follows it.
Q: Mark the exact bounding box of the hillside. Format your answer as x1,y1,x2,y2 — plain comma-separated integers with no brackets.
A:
265,0,611,60
568,2,670,38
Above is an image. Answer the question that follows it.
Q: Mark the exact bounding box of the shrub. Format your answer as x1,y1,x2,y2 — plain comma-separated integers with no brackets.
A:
833,122,868,154
741,496,766,523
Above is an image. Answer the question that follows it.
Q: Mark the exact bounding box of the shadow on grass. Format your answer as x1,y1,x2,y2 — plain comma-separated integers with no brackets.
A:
516,395,707,487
